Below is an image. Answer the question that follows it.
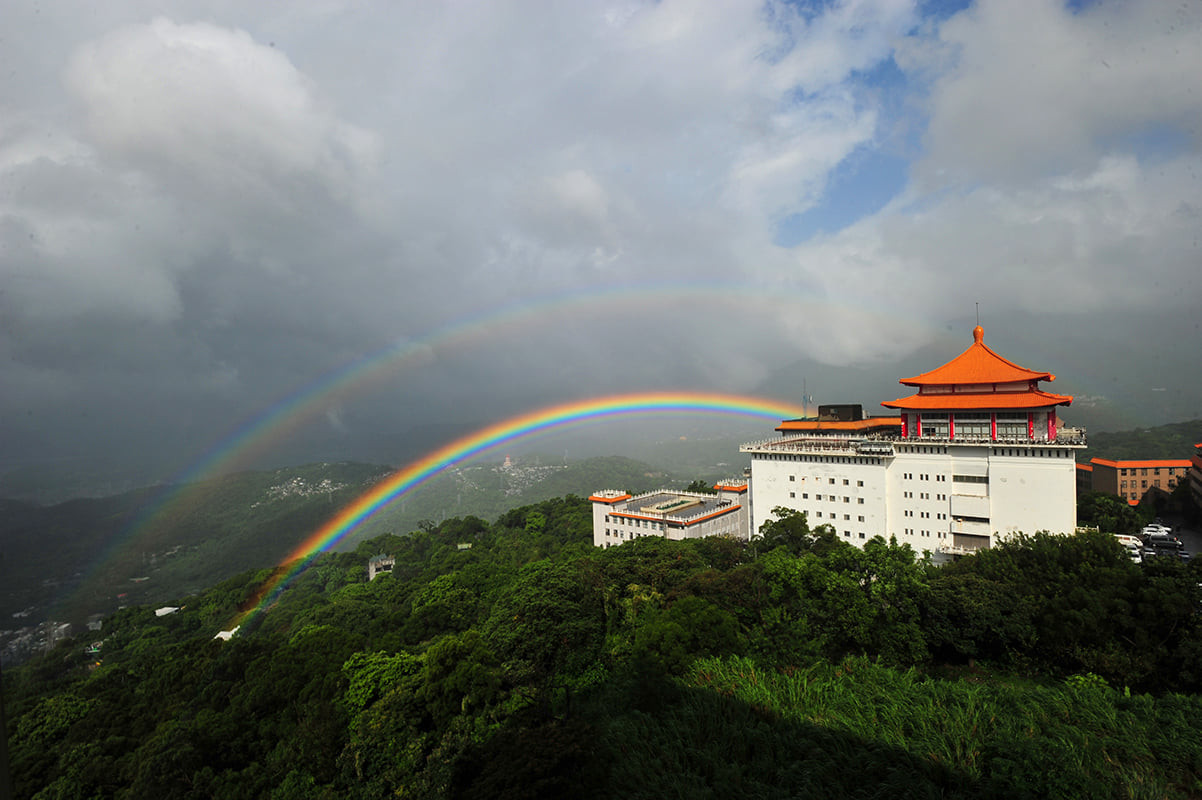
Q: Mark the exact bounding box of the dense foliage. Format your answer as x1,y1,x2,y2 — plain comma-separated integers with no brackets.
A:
1082,418,1202,462
6,498,1202,798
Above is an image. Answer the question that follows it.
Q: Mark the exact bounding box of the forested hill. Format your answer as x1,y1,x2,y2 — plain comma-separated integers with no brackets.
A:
0,455,677,631
7,497,1202,799
1082,418,1202,461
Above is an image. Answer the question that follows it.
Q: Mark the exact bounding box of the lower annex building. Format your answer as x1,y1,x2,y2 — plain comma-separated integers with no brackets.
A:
591,481,749,548
593,325,1086,554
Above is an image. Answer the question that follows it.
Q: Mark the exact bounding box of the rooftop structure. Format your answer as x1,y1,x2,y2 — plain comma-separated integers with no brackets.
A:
367,554,396,581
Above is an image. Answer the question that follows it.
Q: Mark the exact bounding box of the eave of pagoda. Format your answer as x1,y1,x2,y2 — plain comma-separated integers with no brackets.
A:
881,389,1073,411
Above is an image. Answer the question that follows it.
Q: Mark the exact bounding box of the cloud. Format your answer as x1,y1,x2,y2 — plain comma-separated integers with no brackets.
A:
912,0,1202,186
3,0,1200,487
63,18,376,207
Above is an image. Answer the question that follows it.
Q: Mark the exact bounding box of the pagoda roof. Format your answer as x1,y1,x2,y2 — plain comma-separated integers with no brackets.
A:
899,326,1054,386
881,389,1073,411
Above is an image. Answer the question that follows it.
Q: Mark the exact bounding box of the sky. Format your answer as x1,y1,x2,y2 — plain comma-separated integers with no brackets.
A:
2,0,1200,496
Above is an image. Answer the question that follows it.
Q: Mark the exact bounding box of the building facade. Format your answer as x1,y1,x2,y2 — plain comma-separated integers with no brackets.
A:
744,326,1085,553
1190,443,1202,512
1088,458,1192,505
591,480,750,548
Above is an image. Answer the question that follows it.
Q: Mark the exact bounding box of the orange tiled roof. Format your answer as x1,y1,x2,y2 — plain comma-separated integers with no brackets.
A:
1076,463,1093,472
881,390,1072,411
776,417,902,433
1089,458,1192,469
900,326,1054,386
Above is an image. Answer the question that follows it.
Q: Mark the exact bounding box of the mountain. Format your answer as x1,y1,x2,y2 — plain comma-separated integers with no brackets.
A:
0,454,689,634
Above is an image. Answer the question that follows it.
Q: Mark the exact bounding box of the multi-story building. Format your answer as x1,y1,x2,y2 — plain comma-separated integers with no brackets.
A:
591,480,749,548
1190,443,1202,512
1088,457,1193,505
743,325,1085,553
1075,462,1094,495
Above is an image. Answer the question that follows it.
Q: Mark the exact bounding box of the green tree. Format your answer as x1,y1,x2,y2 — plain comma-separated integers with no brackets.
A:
1077,491,1146,534
754,506,845,557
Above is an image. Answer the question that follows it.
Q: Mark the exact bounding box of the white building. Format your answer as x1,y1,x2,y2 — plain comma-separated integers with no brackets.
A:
591,480,750,548
743,326,1085,553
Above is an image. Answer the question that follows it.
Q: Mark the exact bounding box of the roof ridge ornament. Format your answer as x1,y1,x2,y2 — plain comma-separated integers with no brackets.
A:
973,324,984,344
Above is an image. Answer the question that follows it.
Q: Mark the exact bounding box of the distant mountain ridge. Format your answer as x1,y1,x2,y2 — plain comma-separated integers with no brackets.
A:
0,454,685,635
1079,419,1202,462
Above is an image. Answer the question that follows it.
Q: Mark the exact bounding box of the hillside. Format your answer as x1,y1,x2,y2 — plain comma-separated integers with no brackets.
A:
5,499,1202,798
1079,418,1202,462
0,455,685,637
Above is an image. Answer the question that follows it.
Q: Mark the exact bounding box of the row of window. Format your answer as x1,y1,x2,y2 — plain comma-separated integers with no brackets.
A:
604,515,665,531
1122,478,1179,491
603,528,661,540
902,473,947,482
993,448,1072,458
811,512,867,522
903,528,949,539
788,476,865,487
1120,466,1179,476
787,492,866,505
760,454,880,465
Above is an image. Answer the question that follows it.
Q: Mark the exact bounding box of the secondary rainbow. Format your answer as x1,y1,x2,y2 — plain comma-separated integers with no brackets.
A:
231,390,805,627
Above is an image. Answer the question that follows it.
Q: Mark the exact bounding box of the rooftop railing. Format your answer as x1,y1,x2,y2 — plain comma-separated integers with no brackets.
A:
743,428,1087,452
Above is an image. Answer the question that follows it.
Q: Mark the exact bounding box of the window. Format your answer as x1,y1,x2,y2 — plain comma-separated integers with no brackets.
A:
789,475,795,481
802,493,808,499
829,478,835,484
857,480,863,487
921,413,948,438
843,514,850,520
789,492,795,498
858,498,864,504
858,515,864,522
843,479,849,485
955,412,990,439
844,497,850,503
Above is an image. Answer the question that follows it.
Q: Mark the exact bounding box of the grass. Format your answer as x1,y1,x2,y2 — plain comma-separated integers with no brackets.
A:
600,655,1202,799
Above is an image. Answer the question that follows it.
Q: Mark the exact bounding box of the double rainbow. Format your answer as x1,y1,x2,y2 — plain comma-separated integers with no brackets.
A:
230,390,803,628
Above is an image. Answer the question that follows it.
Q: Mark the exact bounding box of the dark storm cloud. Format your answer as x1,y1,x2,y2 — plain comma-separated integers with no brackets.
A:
2,0,1200,489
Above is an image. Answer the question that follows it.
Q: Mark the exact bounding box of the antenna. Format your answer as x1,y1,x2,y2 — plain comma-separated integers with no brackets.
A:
975,302,980,326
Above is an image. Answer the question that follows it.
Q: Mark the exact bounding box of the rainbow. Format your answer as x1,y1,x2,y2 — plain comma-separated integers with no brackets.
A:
230,390,805,628
72,282,924,616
